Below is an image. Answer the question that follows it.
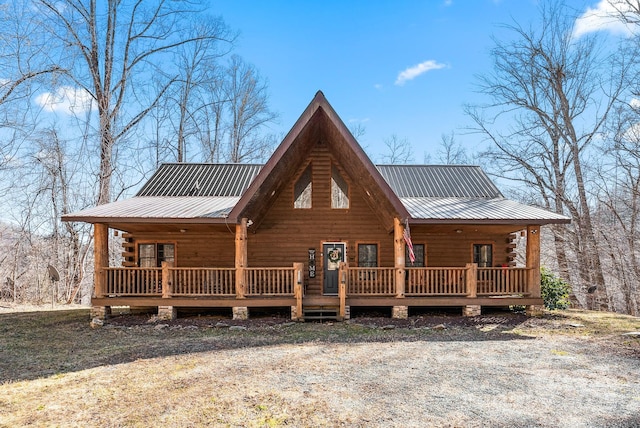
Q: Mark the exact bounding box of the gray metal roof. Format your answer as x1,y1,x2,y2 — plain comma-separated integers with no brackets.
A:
63,163,569,225
137,163,262,197
401,197,570,224
377,165,503,198
62,196,239,223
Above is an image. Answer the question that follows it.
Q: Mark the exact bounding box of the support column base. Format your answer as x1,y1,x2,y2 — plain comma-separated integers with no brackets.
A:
90,306,111,320
291,306,300,321
526,305,544,317
463,305,481,317
158,306,177,321
232,306,248,320
392,305,408,319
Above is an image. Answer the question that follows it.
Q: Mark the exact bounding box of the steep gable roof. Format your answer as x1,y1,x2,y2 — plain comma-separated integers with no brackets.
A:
228,91,409,229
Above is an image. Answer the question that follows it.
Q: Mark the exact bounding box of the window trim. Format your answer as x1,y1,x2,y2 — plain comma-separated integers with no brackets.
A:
136,241,177,267
406,242,426,267
471,242,494,268
356,242,379,267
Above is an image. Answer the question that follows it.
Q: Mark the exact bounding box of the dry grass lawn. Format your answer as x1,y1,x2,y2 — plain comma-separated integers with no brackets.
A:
0,305,639,427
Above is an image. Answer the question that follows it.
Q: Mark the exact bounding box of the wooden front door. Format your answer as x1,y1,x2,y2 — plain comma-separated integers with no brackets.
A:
323,242,346,294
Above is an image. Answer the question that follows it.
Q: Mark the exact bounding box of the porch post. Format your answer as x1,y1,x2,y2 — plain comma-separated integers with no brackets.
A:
235,218,248,299
94,223,109,298
394,218,405,298
466,263,477,298
293,262,304,321
526,225,541,298
338,262,347,321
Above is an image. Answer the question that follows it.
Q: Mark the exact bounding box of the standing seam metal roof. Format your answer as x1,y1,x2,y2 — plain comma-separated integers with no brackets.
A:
136,163,263,197
376,165,503,198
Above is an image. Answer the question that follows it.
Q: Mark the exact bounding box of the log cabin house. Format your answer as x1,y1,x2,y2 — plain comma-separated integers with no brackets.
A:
63,91,569,321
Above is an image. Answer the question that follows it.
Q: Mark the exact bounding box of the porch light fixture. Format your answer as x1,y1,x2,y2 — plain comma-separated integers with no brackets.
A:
180,229,187,233
455,229,462,234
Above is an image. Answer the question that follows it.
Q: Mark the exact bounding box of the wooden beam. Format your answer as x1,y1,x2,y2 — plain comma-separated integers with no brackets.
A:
94,223,109,298
526,225,541,298
293,262,304,320
466,263,477,298
394,218,405,298
338,262,347,320
235,218,248,299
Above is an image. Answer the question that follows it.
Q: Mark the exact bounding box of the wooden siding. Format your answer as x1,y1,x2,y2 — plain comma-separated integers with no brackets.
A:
122,225,235,268
247,142,393,295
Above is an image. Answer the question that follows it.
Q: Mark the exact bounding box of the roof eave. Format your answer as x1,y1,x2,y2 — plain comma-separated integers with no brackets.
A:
409,218,571,225
61,215,230,224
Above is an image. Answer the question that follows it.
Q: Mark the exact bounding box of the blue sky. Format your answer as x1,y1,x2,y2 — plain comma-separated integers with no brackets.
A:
210,0,629,162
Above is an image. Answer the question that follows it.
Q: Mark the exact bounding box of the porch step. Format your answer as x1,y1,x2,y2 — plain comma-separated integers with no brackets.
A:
303,305,339,321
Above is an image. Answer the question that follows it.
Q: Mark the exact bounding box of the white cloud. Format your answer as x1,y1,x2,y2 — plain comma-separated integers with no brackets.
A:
34,86,94,114
630,98,640,109
374,83,383,90
573,0,634,39
395,60,447,86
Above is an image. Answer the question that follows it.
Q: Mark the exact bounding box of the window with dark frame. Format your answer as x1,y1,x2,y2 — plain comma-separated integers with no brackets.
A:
473,244,493,267
405,243,425,267
138,243,175,267
357,244,378,267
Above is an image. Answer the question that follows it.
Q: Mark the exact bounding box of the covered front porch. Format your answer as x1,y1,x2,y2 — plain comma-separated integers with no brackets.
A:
91,218,544,321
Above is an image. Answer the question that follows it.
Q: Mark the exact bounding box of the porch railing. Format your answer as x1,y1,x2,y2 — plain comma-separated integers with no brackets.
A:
100,265,531,299
477,267,530,295
105,267,162,296
170,268,235,296
405,267,468,296
245,267,296,295
347,267,395,295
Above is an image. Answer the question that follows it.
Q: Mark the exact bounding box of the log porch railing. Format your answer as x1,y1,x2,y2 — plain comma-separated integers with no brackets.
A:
101,265,532,299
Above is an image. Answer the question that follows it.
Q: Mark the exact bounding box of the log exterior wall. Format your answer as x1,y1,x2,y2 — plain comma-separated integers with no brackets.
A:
117,141,521,298
247,142,393,295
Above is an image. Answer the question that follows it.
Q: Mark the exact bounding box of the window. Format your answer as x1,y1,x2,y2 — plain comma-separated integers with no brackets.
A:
406,244,425,267
331,165,349,209
138,243,175,267
473,244,493,267
294,165,312,208
358,244,378,267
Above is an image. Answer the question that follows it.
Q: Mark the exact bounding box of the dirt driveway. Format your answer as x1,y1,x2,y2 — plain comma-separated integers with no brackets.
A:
0,308,639,427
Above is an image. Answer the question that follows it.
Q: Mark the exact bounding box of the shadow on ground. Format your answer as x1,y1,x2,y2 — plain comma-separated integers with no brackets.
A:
1,308,544,383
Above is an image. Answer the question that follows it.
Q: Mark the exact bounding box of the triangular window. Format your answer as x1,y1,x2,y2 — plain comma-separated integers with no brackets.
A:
294,164,312,208
331,165,349,209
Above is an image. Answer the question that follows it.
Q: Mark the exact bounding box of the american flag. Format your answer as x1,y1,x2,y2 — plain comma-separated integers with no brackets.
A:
403,220,415,264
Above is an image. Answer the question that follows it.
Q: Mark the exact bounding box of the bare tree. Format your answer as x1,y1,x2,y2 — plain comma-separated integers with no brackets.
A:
379,134,414,164
436,132,468,164
467,1,630,310
223,55,278,163
36,0,234,204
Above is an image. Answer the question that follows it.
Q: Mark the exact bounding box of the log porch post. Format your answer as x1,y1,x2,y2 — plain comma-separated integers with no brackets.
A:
394,218,405,298
338,262,347,321
466,263,477,298
235,218,248,299
94,223,109,298
293,262,304,321
526,225,541,298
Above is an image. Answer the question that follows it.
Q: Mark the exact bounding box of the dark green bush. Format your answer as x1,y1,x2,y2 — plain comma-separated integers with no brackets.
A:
540,267,571,310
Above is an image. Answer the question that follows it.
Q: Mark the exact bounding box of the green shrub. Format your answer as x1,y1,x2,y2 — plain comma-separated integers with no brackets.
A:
540,267,571,310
